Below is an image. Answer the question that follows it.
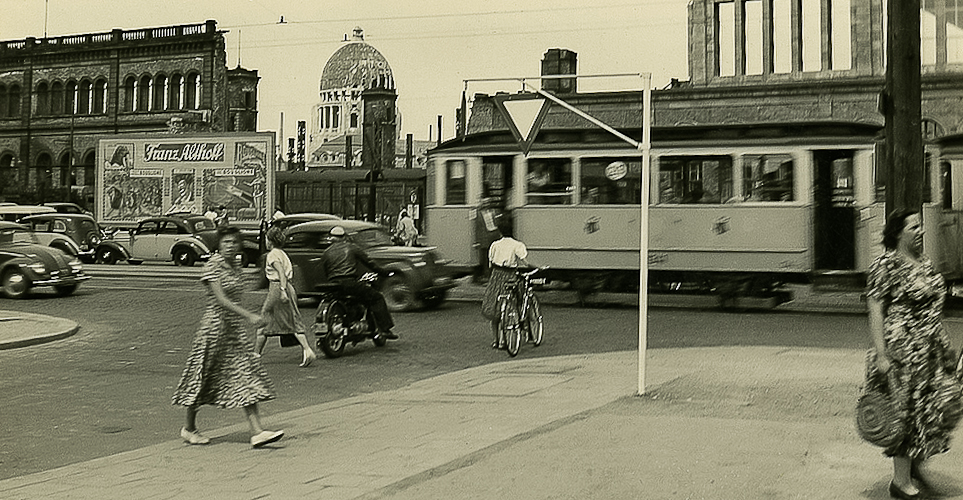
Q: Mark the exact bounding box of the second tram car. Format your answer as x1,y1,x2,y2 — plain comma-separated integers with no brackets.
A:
425,117,963,305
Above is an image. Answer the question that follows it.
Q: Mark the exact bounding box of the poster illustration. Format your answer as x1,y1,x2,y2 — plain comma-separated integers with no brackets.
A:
202,142,267,221
168,170,196,214
102,143,163,220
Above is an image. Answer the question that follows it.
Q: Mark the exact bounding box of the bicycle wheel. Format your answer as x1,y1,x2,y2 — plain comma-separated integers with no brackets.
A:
525,294,543,346
503,299,522,357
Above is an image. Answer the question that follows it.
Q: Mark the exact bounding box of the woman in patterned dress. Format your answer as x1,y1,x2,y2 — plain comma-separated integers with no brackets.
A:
867,210,963,499
253,226,317,367
172,225,285,448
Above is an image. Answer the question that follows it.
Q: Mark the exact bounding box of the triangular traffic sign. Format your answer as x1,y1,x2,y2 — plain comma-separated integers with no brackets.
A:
493,94,551,155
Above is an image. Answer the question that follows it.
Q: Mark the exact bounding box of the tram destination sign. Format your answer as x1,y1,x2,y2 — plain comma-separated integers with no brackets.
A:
143,142,226,162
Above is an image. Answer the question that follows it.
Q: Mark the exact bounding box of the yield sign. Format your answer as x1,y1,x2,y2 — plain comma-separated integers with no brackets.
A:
493,94,551,155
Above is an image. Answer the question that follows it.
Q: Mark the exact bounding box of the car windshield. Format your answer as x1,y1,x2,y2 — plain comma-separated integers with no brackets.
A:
0,227,40,245
351,228,394,249
189,218,216,232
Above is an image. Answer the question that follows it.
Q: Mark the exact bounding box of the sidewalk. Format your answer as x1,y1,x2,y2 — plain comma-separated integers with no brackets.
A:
0,310,78,350
5,340,963,499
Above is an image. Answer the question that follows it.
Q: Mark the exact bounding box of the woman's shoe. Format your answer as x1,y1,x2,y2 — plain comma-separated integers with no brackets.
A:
300,350,316,368
180,427,210,445
251,430,284,448
889,481,926,500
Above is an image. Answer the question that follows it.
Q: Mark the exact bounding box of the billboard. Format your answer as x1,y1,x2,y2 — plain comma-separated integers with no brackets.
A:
97,133,275,224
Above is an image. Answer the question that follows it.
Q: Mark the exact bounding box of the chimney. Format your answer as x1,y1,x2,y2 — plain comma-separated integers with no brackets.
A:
541,48,577,94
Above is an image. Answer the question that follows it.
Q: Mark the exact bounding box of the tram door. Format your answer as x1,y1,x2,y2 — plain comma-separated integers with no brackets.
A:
813,150,856,270
476,156,514,279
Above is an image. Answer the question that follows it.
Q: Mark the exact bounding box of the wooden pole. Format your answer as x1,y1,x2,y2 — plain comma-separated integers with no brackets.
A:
884,0,923,215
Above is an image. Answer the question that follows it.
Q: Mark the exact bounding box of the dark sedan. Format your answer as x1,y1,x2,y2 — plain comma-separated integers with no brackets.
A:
0,222,90,298
284,220,456,311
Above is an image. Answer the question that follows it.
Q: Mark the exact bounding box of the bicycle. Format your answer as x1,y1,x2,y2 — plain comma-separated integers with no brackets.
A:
496,267,546,357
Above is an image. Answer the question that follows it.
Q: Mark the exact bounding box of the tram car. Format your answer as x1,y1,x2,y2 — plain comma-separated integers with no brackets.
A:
423,88,963,306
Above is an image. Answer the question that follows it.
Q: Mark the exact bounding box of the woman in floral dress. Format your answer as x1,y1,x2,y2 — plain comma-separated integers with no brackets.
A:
866,210,963,499
172,225,285,448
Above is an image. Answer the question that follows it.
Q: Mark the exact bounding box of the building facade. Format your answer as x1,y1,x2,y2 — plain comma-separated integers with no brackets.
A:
0,19,258,209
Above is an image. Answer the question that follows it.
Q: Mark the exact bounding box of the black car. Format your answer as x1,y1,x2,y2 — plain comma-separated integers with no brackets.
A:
284,220,456,312
0,222,90,298
20,213,122,264
237,213,342,268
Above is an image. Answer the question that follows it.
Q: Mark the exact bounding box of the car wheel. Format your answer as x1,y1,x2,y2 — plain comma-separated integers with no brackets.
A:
382,275,418,312
1,269,31,299
422,291,448,309
55,284,78,296
173,249,197,267
96,247,119,265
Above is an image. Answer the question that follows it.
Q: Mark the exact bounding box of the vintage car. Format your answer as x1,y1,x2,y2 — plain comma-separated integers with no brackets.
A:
0,221,90,298
236,213,342,268
20,213,121,264
109,214,219,266
0,204,55,222
43,202,91,215
284,219,456,311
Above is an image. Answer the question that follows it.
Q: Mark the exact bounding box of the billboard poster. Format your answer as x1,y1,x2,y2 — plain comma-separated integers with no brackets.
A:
202,142,268,221
102,143,164,220
97,133,275,225
169,169,196,214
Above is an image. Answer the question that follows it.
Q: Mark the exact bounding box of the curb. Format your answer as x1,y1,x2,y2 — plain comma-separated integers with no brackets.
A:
0,311,80,350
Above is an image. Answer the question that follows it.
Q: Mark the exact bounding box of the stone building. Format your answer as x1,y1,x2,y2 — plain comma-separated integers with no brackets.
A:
0,19,259,209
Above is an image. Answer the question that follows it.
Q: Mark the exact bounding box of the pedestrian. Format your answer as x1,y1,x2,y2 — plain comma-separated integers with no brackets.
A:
395,210,418,246
214,205,229,227
866,209,963,499
254,226,317,367
171,225,285,448
481,218,531,349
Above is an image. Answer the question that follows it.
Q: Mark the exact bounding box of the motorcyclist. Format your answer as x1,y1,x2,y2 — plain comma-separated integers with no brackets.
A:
320,226,399,340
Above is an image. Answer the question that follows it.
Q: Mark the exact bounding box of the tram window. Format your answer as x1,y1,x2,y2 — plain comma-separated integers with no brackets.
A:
526,158,573,205
445,160,467,205
482,156,513,207
743,155,794,201
658,156,732,204
580,157,642,204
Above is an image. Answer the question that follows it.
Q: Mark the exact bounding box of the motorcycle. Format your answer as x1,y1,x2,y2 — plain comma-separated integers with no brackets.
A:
311,272,389,358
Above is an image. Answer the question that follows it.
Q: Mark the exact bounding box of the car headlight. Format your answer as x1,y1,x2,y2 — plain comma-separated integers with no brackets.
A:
69,258,83,272
27,262,46,274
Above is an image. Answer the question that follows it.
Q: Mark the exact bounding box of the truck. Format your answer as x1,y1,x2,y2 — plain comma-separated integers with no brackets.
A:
95,133,276,265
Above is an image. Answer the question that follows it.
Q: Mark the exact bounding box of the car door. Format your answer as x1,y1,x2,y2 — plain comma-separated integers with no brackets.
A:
284,230,328,294
130,220,160,260
156,221,183,260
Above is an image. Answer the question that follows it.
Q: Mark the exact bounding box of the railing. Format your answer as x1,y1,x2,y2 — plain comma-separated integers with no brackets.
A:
0,21,215,51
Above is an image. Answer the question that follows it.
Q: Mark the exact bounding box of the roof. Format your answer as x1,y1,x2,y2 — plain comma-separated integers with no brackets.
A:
288,219,380,233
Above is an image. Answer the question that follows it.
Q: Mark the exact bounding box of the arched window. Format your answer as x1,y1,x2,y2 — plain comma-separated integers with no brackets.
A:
169,74,183,110
153,74,167,111
124,76,135,112
36,82,50,116
65,81,77,114
93,79,107,114
350,112,359,128
0,84,7,117
185,73,200,110
77,80,91,115
8,85,19,118
138,75,151,112
50,81,63,115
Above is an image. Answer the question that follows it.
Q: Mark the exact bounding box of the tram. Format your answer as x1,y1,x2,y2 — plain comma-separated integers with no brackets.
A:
424,102,963,304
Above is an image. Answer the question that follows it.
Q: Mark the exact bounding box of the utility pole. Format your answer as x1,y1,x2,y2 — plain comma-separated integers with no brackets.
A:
884,0,923,215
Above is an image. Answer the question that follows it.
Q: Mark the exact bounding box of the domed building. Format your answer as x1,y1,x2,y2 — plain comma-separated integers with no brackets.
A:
308,27,399,168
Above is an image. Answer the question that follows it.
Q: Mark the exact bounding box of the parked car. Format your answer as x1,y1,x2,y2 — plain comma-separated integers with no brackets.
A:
19,213,122,264
0,221,90,298
110,214,219,266
43,202,91,215
0,204,55,222
284,219,456,311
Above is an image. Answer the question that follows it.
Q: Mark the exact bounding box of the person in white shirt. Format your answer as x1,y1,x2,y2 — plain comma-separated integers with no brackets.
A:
481,219,532,349
395,210,418,246
254,226,317,367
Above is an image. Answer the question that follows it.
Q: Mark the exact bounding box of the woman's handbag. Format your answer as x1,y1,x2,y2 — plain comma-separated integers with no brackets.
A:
856,370,906,448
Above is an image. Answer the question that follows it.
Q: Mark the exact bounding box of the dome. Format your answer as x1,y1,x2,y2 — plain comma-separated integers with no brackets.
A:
320,27,394,91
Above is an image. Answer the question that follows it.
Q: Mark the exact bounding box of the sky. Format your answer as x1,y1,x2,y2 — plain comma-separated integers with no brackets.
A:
0,0,691,144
